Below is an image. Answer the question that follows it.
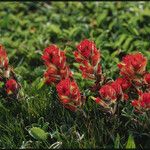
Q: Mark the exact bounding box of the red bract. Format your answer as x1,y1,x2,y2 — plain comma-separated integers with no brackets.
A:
74,39,101,80
56,78,82,111
93,81,124,113
118,53,147,79
144,73,150,84
42,45,66,68
0,45,9,69
99,82,122,102
114,78,131,101
110,81,122,97
115,77,131,91
42,44,72,84
132,93,150,111
99,85,116,101
6,79,18,95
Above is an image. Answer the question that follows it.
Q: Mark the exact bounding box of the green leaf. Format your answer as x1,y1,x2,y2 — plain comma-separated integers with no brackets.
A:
97,11,108,26
47,24,61,34
29,127,48,141
42,122,50,131
38,117,44,127
0,81,4,88
122,36,133,50
37,79,45,90
73,63,80,68
125,134,136,149
114,34,127,47
114,133,120,149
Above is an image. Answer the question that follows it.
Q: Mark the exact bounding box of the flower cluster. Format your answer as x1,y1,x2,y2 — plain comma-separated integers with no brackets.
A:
132,93,150,112
42,40,150,114
42,44,72,85
5,79,19,95
117,53,150,112
74,39,102,81
94,52,149,113
56,78,82,111
0,45,20,101
42,45,83,111
118,53,147,85
95,78,130,111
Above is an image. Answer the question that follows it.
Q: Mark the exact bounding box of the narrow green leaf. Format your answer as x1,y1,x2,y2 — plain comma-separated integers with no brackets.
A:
114,133,120,149
126,134,136,149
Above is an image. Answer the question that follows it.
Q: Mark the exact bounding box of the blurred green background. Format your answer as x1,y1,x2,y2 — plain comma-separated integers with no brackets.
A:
0,2,150,149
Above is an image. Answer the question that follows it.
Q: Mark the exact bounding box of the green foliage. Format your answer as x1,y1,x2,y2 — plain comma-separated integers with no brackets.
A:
114,134,120,149
0,1,150,149
29,127,48,141
126,134,136,149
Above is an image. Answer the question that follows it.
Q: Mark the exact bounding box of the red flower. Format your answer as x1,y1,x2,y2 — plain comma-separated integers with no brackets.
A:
99,81,123,102
132,93,150,111
44,67,58,84
42,45,72,84
144,73,150,84
94,97,109,108
110,81,122,97
93,81,123,110
0,45,9,69
74,39,101,80
5,79,18,95
123,93,129,101
42,45,66,68
140,93,150,108
56,78,82,111
111,78,131,100
76,39,92,58
99,85,117,102
115,77,131,91
118,53,147,79
131,100,139,107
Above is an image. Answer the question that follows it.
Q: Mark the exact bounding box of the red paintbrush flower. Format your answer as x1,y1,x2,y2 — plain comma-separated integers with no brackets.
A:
0,45,9,69
74,39,101,80
42,45,66,68
115,77,131,91
56,78,82,111
144,73,150,84
0,45,21,101
93,81,124,112
5,79,18,95
99,85,117,102
42,44,72,85
132,92,150,112
99,81,122,102
118,53,147,79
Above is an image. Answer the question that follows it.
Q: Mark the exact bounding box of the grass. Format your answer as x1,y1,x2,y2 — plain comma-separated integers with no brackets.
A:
0,1,150,149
